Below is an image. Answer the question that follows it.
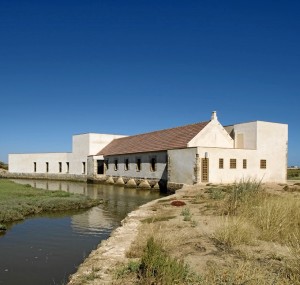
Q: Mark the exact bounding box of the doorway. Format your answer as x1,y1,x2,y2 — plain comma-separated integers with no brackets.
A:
97,160,104,175
201,158,209,182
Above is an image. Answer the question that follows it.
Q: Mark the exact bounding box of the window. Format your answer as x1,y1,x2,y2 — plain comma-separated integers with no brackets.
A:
136,158,141,171
124,158,129,171
82,162,86,174
114,159,118,171
66,162,69,173
59,162,62,173
230,159,236,169
243,159,247,169
33,162,37,173
150,157,156,172
260,159,267,169
219,158,224,169
46,162,49,173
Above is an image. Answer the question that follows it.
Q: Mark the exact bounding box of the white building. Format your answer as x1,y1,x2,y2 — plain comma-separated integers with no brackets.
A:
8,112,288,189
9,133,126,177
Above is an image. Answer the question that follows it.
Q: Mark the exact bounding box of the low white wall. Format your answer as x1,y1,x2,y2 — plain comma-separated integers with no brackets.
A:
8,133,126,176
197,146,286,183
9,153,71,174
105,151,168,180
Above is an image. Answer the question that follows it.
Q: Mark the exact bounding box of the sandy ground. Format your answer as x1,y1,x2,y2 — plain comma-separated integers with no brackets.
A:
67,180,300,285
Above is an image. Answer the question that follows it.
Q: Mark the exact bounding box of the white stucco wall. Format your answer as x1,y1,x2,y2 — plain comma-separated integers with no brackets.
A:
256,121,288,182
188,119,234,148
231,121,257,149
9,153,71,174
169,120,288,184
9,133,126,176
195,120,288,184
168,148,197,185
105,151,168,180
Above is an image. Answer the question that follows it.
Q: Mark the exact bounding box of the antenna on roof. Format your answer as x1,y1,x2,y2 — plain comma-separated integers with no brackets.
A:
211,111,217,121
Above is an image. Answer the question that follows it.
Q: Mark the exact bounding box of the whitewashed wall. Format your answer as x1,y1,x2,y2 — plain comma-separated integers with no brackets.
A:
105,151,168,180
167,148,197,185
9,133,125,175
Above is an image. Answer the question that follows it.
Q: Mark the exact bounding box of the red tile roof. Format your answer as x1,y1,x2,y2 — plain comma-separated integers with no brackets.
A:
98,121,210,156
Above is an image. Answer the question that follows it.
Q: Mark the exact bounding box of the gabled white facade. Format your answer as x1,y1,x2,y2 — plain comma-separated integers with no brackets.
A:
169,115,288,184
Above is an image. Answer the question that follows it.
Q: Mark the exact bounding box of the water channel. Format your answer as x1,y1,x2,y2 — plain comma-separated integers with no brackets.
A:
0,179,163,285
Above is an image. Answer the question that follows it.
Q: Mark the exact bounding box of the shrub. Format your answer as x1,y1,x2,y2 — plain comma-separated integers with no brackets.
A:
139,237,191,284
181,207,192,221
225,179,263,215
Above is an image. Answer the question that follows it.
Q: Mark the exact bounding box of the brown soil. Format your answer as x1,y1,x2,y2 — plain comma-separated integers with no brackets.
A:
68,181,299,285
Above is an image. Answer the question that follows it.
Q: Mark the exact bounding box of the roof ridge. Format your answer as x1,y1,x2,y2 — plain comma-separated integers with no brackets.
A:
97,120,211,156
110,120,211,142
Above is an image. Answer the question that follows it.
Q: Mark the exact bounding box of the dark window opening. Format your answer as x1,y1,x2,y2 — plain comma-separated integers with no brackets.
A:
59,162,62,173
66,162,69,173
124,159,129,171
219,158,224,169
260,159,267,169
136,158,141,171
230,159,236,169
114,160,118,171
150,158,156,172
46,162,49,173
34,162,36,173
243,159,247,169
82,162,86,174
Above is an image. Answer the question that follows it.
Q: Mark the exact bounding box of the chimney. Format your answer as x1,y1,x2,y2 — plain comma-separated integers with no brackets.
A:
211,111,217,121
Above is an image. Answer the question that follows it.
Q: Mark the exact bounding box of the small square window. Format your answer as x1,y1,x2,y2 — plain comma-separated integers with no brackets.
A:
260,159,267,169
243,159,247,169
230,159,236,169
219,158,224,169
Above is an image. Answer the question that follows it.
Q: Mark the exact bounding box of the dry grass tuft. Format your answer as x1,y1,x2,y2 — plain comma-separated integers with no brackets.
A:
214,216,257,247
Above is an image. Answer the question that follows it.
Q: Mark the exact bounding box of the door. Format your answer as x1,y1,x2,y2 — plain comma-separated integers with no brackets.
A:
97,160,104,175
201,158,209,182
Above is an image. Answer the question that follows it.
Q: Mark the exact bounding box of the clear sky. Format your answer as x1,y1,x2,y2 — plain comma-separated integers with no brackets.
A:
0,0,299,165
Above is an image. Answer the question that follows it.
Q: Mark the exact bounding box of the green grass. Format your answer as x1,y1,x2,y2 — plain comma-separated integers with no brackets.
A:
0,179,102,224
130,237,201,285
287,168,300,180
0,161,8,170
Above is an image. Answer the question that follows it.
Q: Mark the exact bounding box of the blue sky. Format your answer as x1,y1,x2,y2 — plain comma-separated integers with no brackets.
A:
1,0,299,165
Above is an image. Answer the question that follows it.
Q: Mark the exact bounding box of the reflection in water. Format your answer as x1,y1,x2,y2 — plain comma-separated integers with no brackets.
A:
0,179,163,285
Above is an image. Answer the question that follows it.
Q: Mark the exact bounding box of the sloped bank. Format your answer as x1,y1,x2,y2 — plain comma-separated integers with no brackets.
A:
67,187,183,285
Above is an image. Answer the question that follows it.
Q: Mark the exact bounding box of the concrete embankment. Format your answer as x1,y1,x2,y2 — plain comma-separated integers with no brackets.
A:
67,188,184,285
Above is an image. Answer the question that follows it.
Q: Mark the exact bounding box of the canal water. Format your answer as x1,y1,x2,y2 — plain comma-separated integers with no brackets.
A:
0,179,163,285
